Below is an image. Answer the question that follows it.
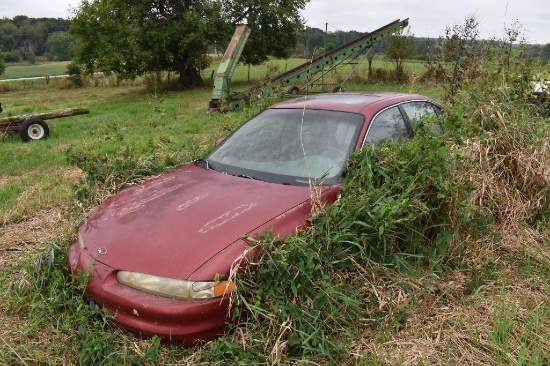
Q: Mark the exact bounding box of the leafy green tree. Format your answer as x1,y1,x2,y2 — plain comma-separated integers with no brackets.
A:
0,21,18,51
47,31,78,61
70,0,309,88
298,27,326,58
384,28,415,79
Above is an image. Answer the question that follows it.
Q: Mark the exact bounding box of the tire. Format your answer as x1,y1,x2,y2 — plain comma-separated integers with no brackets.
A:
19,118,49,142
287,86,300,95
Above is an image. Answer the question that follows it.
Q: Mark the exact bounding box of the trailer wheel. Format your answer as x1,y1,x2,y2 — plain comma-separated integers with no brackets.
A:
287,86,300,95
19,118,49,142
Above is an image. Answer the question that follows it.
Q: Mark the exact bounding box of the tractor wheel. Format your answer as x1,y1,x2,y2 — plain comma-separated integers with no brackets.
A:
19,118,49,142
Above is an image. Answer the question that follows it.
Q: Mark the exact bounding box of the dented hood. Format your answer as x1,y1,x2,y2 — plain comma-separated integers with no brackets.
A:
79,163,312,279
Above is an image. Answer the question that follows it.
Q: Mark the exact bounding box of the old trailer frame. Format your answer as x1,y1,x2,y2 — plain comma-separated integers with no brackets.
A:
0,107,89,142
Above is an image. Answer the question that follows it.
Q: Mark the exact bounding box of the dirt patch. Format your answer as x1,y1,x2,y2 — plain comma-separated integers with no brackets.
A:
0,207,74,266
0,177,9,187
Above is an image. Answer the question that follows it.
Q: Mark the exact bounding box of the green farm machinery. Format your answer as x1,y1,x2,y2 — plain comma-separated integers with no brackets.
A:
209,18,409,111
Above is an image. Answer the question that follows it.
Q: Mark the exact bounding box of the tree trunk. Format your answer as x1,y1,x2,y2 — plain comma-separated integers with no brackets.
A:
177,65,204,89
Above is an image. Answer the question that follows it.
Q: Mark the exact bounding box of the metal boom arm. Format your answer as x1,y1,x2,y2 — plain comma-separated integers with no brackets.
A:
209,18,409,110
209,25,251,110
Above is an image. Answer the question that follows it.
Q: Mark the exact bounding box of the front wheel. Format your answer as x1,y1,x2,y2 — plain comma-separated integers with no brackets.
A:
19,118,49,142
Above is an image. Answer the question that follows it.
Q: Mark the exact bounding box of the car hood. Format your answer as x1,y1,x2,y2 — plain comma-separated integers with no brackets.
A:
80,163,312,279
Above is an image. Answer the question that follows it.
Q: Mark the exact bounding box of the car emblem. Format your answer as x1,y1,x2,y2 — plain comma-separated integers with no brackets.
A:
97,247,107,255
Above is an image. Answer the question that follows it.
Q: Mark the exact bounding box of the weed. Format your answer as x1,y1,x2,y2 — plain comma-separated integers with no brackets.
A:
65,136,202,209
334,131,481,270
229,231,365,363
2,244,115,363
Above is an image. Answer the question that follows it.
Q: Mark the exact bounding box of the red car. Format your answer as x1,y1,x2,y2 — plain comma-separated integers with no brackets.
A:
67,92,443,344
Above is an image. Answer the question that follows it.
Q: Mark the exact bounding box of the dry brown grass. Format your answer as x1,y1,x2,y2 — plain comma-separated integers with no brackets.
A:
462,134,550,225
350,224,549,365
1,167,83,249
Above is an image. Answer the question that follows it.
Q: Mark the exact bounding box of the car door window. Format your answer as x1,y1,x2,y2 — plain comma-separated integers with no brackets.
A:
363,106,408,145
401,101,444,134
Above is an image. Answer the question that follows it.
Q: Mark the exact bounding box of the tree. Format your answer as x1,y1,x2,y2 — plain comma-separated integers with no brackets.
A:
70,0,309,88
47,31,78,61
384,28,415,79
440,16,481,100
300,27,326,58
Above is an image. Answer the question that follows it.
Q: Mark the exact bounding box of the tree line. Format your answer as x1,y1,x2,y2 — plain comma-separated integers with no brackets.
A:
295,26,550,62
0,16,76,63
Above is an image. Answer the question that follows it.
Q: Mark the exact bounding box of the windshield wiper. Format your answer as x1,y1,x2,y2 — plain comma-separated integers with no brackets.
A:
237,174,261,181
196,158,216,171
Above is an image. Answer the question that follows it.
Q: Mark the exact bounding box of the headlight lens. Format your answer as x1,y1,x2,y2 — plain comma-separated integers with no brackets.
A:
117,271,235,300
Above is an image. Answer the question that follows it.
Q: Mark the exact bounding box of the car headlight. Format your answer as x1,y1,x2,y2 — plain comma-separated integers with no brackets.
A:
117,271,236,301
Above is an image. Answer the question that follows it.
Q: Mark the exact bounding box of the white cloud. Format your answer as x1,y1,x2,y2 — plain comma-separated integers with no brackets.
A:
302,0,550,44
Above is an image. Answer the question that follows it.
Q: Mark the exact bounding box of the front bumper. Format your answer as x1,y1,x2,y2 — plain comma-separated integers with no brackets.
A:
67,242,233,345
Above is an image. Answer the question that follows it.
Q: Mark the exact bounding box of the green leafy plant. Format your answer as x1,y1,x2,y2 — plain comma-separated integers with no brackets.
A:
67,61,84,87
2,243,122,364
332,130,481,269
65,137,203,208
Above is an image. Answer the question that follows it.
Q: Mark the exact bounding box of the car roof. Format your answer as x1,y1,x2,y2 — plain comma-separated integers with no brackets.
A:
269,92,439,114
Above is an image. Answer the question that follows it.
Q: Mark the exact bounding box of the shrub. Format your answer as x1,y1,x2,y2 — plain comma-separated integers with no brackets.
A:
326,130,480,267
436,21,550,228
67,61,83,87
4,50,22,63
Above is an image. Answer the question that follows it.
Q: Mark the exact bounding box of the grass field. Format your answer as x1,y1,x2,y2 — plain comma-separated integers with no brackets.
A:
0,59,548,364
1,55,426,82
0,61,71,80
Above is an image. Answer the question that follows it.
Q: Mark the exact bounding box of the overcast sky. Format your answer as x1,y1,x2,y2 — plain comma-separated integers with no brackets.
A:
2,0,549,44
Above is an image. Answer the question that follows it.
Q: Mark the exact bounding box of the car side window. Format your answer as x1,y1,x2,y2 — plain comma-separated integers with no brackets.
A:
401,101,444,134
363,106,408,145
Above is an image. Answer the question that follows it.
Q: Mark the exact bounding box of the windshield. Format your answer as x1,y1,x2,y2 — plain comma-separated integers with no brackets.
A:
204,108,364,186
